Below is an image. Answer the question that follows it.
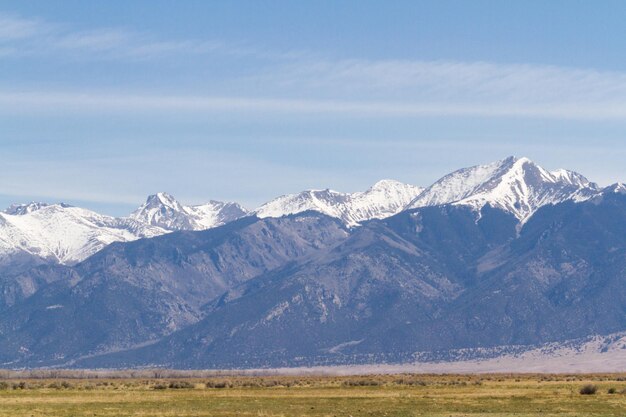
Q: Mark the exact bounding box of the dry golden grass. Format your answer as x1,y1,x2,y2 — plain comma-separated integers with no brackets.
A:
0,373,625,416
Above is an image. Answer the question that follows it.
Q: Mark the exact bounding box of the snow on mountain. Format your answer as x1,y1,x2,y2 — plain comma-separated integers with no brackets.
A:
186,201,250,230
129,192,249,231
0,204,166,265
254,180,424,226
407,156,599,222
348,180,425,222
603,182,626,195
580,183,626,205
254,190,349,220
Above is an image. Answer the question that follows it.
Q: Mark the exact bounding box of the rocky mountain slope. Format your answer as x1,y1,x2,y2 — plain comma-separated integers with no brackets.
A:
75,187,626,369
0,214,348,366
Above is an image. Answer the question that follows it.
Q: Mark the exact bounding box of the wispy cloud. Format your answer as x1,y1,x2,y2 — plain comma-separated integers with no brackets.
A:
0,13,49,40
2,87,626,120
0,12,248,59
2,11,626,120
48,29,229,59
256,59,626,105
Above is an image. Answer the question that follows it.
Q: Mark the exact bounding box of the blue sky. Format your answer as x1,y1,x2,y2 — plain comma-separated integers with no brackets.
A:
2,1,626,215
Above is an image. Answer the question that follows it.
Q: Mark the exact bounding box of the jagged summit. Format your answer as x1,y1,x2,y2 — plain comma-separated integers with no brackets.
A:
146,192,184,209
130,192,196,231
407,156,599,222
130,192,248,231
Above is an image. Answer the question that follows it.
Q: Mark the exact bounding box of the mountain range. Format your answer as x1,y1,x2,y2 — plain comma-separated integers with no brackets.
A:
0,156,597,268
1,156,624,369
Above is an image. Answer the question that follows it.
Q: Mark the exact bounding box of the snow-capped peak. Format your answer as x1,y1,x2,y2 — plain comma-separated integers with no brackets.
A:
407,156,599,222
254,181,424,226
130,192,194,230
130,192,248,231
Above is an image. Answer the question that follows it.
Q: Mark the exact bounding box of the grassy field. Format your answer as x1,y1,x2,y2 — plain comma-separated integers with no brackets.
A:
1,374,626,416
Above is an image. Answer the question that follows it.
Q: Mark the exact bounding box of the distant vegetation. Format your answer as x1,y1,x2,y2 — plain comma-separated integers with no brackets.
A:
1,373,626,416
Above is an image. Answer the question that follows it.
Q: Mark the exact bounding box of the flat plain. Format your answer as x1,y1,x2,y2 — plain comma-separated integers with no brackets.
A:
1,374,626,417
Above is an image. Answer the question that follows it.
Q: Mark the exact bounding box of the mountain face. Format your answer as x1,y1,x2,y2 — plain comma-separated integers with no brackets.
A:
1,156,625,369
255,180,424,227
84,205,516,369
76,189,626,369
130,192,248,231
407,156,598,222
